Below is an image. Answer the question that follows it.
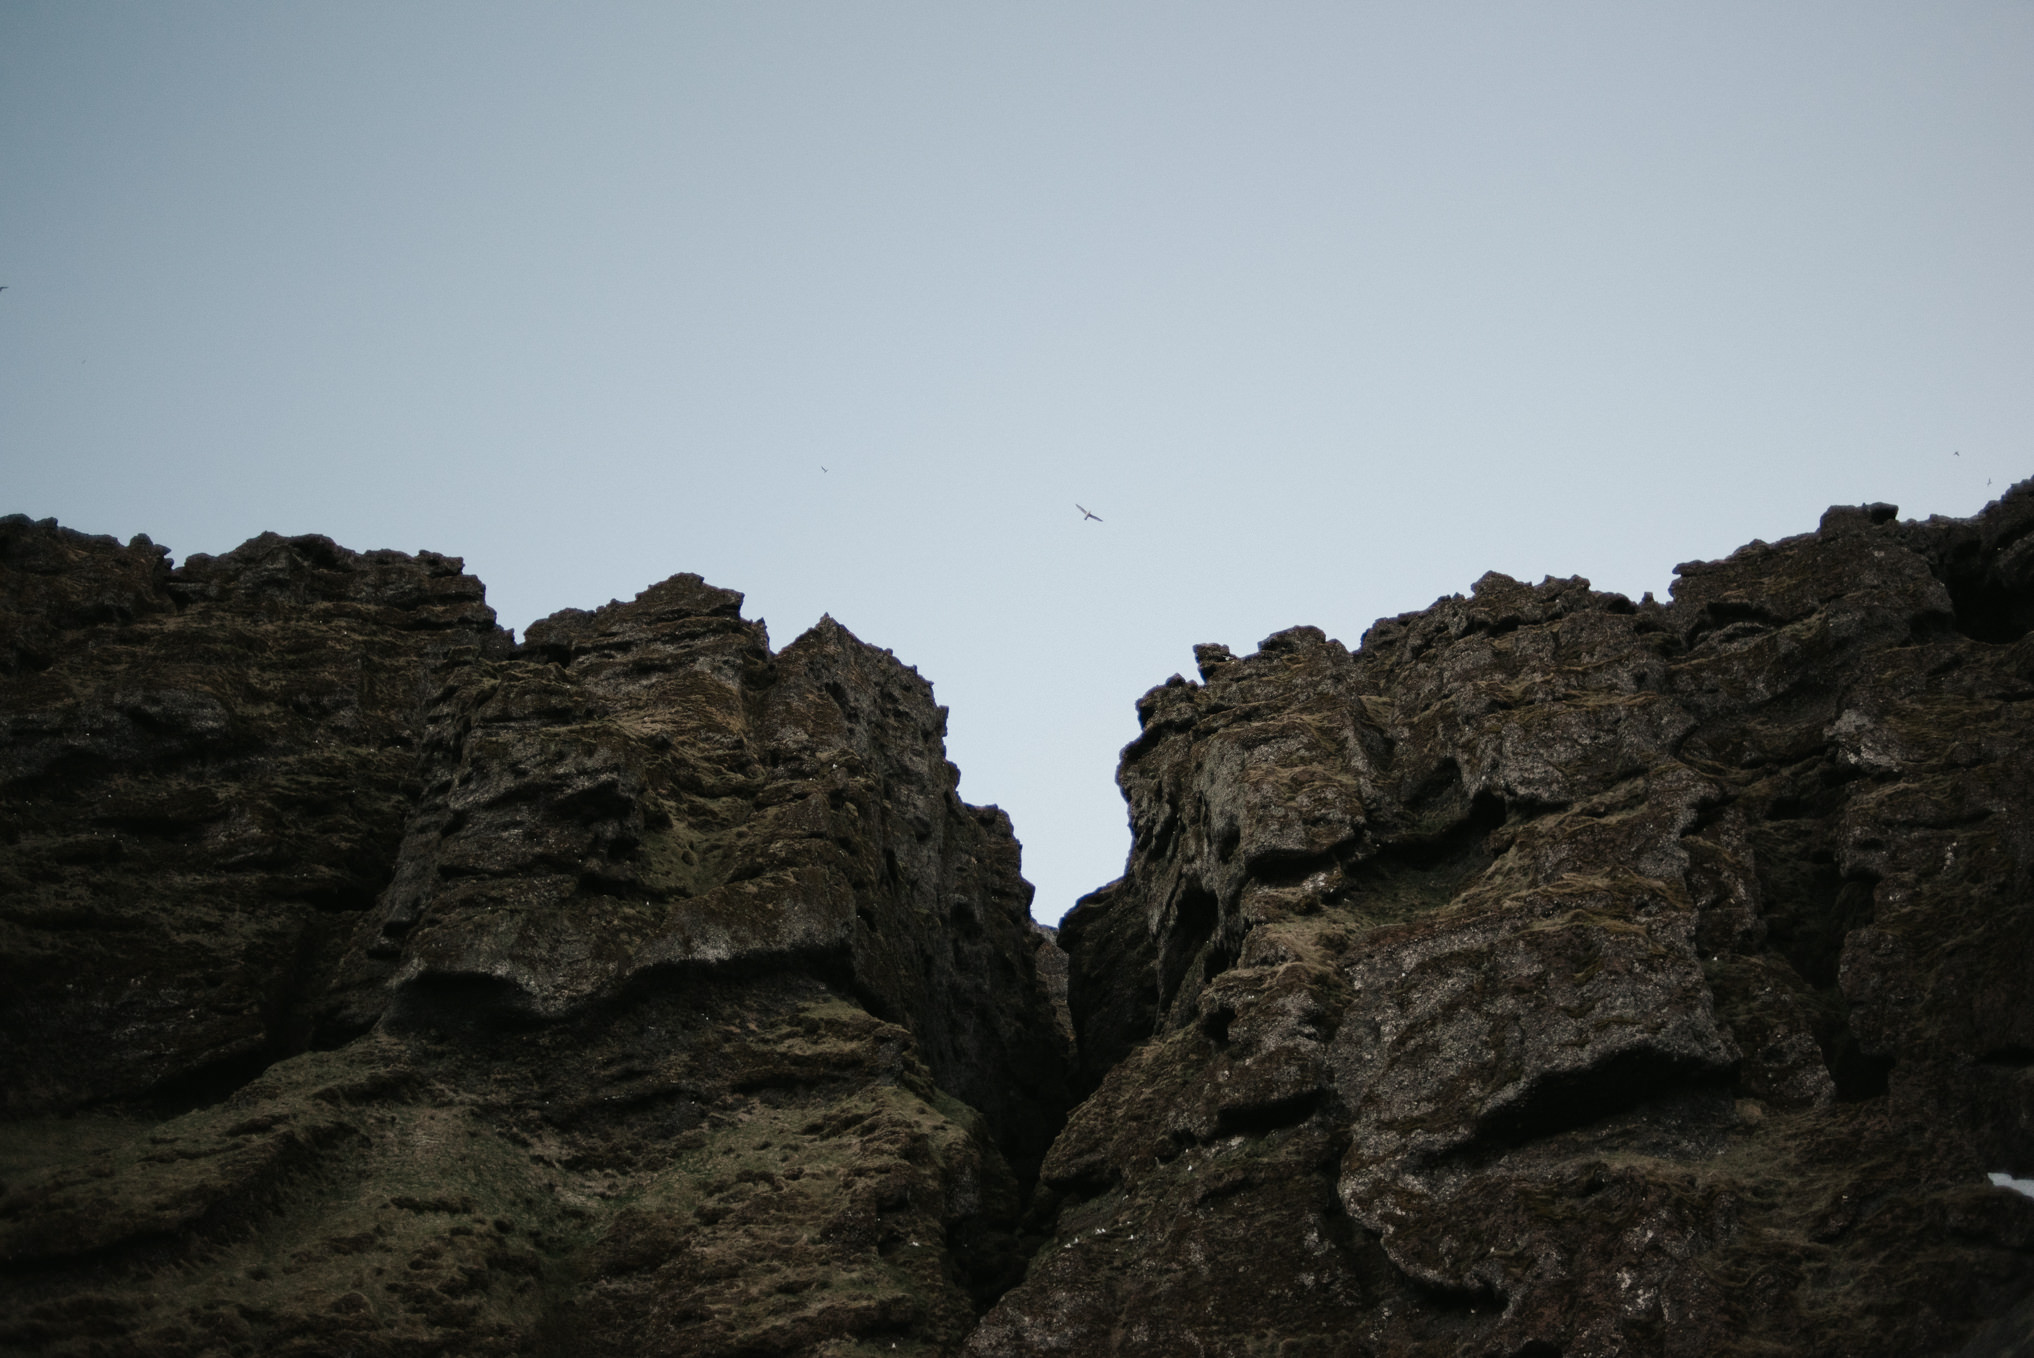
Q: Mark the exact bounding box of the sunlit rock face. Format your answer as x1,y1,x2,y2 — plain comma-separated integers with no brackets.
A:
9,483,2034,1357
0,517,1070,1357
982,485,2034,1358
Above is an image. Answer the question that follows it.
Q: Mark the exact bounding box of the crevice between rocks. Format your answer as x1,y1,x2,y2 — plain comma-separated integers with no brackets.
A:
1463,1052,1739,1161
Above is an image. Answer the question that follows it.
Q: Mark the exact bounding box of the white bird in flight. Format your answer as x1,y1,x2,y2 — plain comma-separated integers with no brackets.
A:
1076,504,1102,522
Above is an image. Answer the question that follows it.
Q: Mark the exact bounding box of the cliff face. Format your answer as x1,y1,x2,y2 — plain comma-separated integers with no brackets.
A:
5,488,2034,1357
978,491,2034,1358
0,517,1070,1356
0,524,503,1116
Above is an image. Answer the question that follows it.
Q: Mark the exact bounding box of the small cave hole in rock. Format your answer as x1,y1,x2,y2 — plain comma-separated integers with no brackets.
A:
146,1046,284,1117
1397,1267,1505,1319
1825,1030,1893,1101
1199,1000,1236,1045
384,974,546,1039
1216,821,1242,863
1213,1090,1322,1137
1471,1051,1731,1152
946,898,982,939
1752,832,1876,992
1952,576,2034,644
1926,537,2034,644
1159,884,1222,1013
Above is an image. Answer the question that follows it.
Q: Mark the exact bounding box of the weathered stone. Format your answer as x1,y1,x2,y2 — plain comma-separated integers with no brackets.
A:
0,522,1070,1357
12,480,2034,1356
985,482,2034,1357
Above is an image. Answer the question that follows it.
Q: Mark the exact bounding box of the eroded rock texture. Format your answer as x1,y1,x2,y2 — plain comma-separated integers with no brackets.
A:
10,484,2034,1357
0,516,1070,1356
982,489,2034,1358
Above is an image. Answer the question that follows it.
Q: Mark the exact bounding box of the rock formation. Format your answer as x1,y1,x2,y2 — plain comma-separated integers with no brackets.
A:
981,491,2034,1357
0,518,1070,1356
7,485,2034,1356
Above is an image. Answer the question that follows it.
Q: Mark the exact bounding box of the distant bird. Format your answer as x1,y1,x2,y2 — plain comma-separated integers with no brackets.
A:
1955,450,1961,456
821,465,828,473
1076,504,1102,522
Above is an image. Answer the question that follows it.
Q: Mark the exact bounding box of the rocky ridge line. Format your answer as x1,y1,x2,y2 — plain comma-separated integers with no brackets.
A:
974,488,2034,1358
8,486,2034,1355
0,516,1070,1356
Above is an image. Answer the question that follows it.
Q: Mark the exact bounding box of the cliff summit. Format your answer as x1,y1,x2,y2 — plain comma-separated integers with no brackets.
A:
6,486,2034,1356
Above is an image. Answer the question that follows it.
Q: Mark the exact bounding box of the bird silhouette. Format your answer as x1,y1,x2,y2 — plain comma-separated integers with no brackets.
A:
1076,504,1102,522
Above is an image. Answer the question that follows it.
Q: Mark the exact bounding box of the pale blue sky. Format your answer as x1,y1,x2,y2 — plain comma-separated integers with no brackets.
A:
4,3,2030,921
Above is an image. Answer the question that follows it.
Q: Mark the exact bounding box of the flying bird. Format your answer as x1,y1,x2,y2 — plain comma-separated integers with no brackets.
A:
1076,504,1102,522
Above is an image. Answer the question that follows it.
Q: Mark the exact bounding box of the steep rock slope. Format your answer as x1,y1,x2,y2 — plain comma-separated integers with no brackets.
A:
0,518,1070,1357
977,490,2034,1358
0,521,505,1115
12,486,2034,1358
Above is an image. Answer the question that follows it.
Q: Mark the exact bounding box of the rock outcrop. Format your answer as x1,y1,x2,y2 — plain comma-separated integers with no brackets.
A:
0,517,1070,1356
7,483,2034,1357
977,489,2034,1357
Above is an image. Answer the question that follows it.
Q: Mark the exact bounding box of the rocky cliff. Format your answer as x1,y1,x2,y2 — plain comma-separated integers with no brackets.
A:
6,488,2034,1357
0,518,1070,1356
981,491,2034,1358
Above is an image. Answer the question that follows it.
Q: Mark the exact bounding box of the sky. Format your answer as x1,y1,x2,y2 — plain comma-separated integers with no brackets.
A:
3,3,2030,923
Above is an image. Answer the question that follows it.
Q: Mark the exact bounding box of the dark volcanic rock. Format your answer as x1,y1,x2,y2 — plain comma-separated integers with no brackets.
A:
10,483,2034,1356
0,519,1070,1357
0,518,504,1115
980,485,2034,1357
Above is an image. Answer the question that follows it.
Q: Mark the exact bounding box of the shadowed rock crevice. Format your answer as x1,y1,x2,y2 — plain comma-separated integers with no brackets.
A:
1945,573,2034,645
1465,1052,1743,1158
1336,789,1505,927
1212,1088,1322,1137
1156,881,1224,1015
1898,488,2034,644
